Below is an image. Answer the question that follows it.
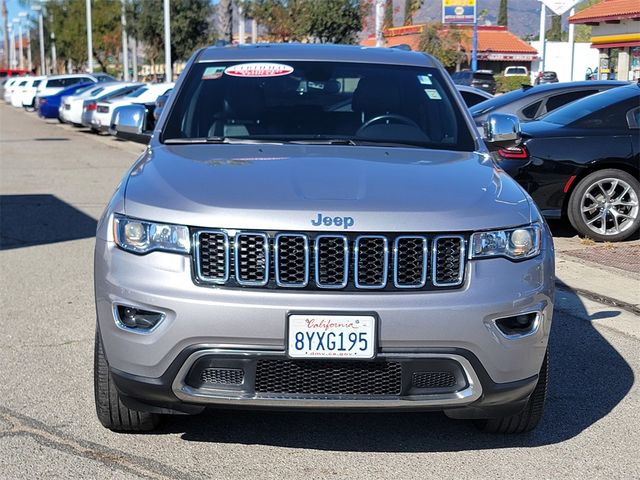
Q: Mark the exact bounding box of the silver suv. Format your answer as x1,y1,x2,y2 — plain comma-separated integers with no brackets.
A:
95,44,554,434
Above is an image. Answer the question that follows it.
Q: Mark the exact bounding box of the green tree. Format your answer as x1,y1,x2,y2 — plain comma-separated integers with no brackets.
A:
403,0,422,26
383,0,393,29
498,0,507,27
218,0,233,43
251,0,310,42
418,22,464,69
306,0,362,44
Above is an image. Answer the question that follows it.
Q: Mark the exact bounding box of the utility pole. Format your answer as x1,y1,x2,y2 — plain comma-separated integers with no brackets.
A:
121,0,129,81
51,31,56,74
31,4,45,74
238,3,245,44
375,0,384,47
19,11,31,71
86,0,93,72
8,23,13,68
2,0,8,69
538,1,546,73
568,6,575,81
14,18,24,70
163,0,171,81
131,36,137,80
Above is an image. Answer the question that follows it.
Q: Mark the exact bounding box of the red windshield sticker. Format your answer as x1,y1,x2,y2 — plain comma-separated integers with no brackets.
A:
224,63,294,78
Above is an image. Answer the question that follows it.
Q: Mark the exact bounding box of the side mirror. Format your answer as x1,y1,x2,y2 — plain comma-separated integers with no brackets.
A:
110,104,151,144
153,94,170,122
483,113,521,148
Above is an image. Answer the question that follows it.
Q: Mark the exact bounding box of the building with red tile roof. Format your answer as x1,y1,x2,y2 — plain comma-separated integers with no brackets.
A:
569,0,640,80
361,25,537,74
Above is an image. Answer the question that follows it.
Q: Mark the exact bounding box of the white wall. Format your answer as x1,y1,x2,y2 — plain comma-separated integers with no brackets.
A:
529,41,600,82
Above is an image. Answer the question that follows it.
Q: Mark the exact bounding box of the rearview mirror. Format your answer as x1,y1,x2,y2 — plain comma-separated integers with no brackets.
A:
483,113,521,148
110,104,151,144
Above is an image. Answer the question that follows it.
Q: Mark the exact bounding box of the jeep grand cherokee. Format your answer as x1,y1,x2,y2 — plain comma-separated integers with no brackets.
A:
94,44,554,434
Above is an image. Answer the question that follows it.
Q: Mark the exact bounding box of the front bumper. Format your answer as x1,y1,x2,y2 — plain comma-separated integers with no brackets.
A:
95,228,554,415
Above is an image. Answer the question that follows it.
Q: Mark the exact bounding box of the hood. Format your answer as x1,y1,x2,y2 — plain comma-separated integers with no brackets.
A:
124,144,532,232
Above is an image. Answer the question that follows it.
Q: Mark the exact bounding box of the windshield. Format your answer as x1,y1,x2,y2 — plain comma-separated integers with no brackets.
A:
162,61,475,150
126,87,148,98
469,87,529,115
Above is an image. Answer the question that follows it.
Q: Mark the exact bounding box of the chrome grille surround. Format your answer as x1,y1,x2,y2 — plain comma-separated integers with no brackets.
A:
393,236,428,289
235,232,269,286
432,235,466,287
314,234,349,289
193,230,230,284
274,233,309,288
193,230,466,291
354,235,389,289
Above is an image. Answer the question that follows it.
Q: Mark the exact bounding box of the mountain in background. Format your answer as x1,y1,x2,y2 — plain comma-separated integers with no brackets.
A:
376,0,556,38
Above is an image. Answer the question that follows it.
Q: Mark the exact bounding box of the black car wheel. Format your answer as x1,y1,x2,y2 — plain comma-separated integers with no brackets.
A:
568,169,640,242
94,329,160,432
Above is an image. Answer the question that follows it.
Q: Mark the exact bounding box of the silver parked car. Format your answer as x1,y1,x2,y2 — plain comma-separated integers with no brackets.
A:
95,44,554,434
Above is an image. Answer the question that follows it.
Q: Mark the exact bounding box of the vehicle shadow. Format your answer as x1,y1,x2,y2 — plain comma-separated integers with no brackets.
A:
0,194,97,250
156,285,634,451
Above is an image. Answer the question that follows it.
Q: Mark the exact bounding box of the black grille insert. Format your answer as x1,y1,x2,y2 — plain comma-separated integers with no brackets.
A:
201,368,244,385
411,371,457,389
395,237,428,287
275,234,308,286
197,231,228,283
355,236,388,288
315,236,348,288
434,237,464,286
235,233,268,285
255,360,402,395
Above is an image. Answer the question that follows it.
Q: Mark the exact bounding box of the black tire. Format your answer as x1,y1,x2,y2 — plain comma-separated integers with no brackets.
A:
567,169,640,242
474,349,548,434
94,329,160,432
57,117,64,123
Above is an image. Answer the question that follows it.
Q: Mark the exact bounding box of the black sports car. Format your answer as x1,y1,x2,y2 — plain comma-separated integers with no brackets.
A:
471,80,628,126
496,83,640,242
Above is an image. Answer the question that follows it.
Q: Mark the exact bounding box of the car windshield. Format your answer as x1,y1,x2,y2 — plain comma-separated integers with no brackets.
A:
468,87,529,115
126,87,148,98
162,61,476,150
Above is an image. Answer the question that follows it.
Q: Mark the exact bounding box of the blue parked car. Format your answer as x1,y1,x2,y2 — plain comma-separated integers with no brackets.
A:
37,82,94,120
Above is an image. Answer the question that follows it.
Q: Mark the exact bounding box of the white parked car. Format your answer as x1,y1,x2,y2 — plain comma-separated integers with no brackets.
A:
93,82,174,133
4,77,24,104
10,78,31,107
20,76,46,110
504,66,529,77
35,73,116,99
60,83,124,126
81,83,144,131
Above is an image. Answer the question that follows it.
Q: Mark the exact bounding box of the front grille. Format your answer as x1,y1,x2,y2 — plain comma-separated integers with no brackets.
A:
194,230,466,291
255,360,402,395
412,371,457,389
201,368,244,385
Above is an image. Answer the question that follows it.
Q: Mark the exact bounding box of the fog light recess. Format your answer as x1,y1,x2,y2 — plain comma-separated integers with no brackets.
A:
115,305,164,332
495,312,540,338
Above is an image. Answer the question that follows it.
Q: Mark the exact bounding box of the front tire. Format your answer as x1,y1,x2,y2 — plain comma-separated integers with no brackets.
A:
94,329,160,432
474,349,548,434
567,169,640,242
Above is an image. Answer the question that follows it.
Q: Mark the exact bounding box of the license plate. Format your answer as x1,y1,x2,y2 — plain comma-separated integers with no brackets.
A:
288,314,376,359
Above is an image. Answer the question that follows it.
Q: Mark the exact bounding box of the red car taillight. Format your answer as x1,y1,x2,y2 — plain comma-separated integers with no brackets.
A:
497,145,529,159
85,102,97,111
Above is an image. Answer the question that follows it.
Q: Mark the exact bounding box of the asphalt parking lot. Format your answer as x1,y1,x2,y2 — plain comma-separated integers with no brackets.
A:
1,102,639,479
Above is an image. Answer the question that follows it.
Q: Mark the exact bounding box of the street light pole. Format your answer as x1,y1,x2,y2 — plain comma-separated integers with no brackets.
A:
51,31,56,74
375,0,384,47
86,0,93,72
121,0,129,81
19,11,31,71
31,5,45,74
15,18,24,70
8,24,14,68
163,0,171,81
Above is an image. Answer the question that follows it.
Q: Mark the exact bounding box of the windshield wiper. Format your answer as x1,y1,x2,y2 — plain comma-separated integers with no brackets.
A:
163,136,257,144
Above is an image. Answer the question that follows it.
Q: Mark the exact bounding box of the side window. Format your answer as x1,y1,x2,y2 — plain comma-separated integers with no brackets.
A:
626,107,640,129
460,90,486,107
545,90,598,113
521,100,542,119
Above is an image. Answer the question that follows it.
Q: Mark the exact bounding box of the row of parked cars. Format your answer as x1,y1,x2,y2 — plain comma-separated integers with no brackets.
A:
2,73,173,136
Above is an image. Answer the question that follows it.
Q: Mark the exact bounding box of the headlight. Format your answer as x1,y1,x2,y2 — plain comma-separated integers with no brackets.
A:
113,214,190,254
470,224,541,260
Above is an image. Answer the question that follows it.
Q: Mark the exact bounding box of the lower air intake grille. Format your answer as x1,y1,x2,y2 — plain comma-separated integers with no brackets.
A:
411,371,457,389
200,368,244,385
255,360,402,395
